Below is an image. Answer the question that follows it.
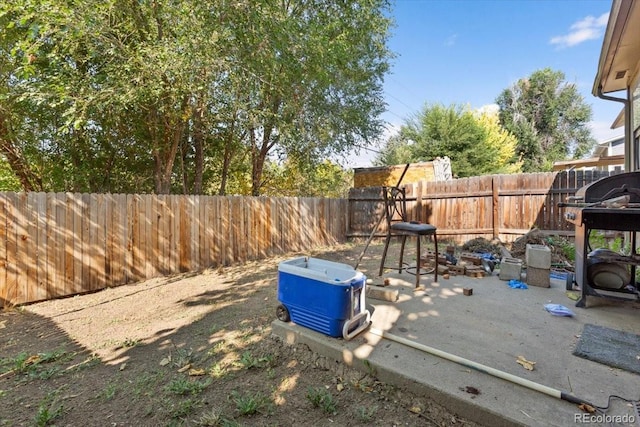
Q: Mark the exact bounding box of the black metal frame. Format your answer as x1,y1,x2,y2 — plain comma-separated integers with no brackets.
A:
566,173,640,307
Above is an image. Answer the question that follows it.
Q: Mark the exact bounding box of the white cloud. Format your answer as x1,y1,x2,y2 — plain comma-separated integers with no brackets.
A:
444,34,458,47
476,103,499,115
550,12,609,48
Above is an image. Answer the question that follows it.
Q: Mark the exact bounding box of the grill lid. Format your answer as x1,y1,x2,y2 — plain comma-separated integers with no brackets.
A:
576,171,640,203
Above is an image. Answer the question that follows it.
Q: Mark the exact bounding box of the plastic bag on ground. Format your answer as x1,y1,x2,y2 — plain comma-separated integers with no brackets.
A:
508,280,528,289
544,303,574,317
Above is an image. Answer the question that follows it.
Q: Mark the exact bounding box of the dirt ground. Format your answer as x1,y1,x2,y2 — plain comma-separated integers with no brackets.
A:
1,242,483,427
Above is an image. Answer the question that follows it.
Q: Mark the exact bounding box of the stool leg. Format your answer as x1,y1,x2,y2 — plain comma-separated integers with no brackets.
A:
416,235,421,288
399,235,407,273
379,233,392,277
433,232,438,283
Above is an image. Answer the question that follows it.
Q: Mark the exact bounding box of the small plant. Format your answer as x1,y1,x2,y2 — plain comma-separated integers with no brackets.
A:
33,391,64,427
231,390,273,416
32,367,61,381
306,387,337,414
235,351,273,370
1,352,28,374
362,359,377,377
356,405,378,422
172,347,194,368
265,367,276,379
1,349,69,378
208,340,226,357
132,371,165,399
167,397,203,419
98,382,118,401
166,376,211,396
193,409,239,426
209,362,228,378
121,338,140,348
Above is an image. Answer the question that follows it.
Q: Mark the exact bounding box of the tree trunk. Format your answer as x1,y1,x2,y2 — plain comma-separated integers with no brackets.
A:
218,118,240,196
151,98,188,194
192,107,204,194
250,96,280,196
0,114,41,191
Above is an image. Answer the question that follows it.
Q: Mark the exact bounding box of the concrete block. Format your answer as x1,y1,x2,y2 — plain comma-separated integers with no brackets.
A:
499,257,522,281
526,244,551,269
526,266,551,288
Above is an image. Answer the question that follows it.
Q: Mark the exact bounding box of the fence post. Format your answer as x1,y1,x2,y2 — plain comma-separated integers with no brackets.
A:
492,176,499,240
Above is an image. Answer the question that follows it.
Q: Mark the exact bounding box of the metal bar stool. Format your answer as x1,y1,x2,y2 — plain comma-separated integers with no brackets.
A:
378,186,438,288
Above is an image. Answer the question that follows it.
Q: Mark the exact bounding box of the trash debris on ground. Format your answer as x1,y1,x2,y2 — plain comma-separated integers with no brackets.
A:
509,230,575,271
461,237,503,260
508,279,528,289
565,291,580,301
516,355,536,371
544,303,574,317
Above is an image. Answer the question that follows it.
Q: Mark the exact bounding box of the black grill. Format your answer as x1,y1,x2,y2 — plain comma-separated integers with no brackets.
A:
561,172,640,308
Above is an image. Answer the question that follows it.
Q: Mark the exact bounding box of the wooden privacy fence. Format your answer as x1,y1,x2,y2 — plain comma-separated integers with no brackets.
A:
348,170,621,244
0,193,347,307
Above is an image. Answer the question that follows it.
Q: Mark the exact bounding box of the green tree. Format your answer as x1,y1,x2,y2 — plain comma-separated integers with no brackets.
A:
0,0,392,196
496,68,596,172
374,104,521,177
372,133,413,166
262,159,353,198
0,156,20,191
226,0,392,195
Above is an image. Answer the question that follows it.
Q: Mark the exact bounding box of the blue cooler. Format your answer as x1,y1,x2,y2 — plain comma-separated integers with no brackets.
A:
276,257,371,340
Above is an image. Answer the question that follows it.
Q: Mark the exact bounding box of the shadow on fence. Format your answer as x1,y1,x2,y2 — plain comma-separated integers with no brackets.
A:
0,194,347,306
347,170,620,244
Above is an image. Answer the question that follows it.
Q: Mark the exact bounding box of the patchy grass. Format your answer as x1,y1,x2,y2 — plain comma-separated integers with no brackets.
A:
0,243,480,427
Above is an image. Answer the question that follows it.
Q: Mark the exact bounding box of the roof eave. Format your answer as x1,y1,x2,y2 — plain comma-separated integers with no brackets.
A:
592,0,635,96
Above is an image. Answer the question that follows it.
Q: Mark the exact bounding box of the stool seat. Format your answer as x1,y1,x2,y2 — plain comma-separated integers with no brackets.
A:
390,222,436,234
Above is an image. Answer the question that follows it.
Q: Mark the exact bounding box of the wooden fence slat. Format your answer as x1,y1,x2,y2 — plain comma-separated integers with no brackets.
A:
72,194,84,294
25,193,38,302
63,193,75,294
35,193,48,302
15,193,29,304
5,193,17,304
0,194,6,305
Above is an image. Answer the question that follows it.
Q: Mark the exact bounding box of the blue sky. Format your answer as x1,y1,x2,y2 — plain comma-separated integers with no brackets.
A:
347,0,623,167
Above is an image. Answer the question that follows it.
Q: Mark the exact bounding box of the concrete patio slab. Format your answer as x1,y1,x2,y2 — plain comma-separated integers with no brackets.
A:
271,243,640,427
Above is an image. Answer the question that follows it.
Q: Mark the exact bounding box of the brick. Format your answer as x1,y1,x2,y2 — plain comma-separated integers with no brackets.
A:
460,252,482,265
449,265,466,275
466,271,486,278
423,250,447,265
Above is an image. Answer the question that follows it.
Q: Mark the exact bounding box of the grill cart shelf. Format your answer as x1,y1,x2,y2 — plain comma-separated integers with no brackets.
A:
276,257,370,340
